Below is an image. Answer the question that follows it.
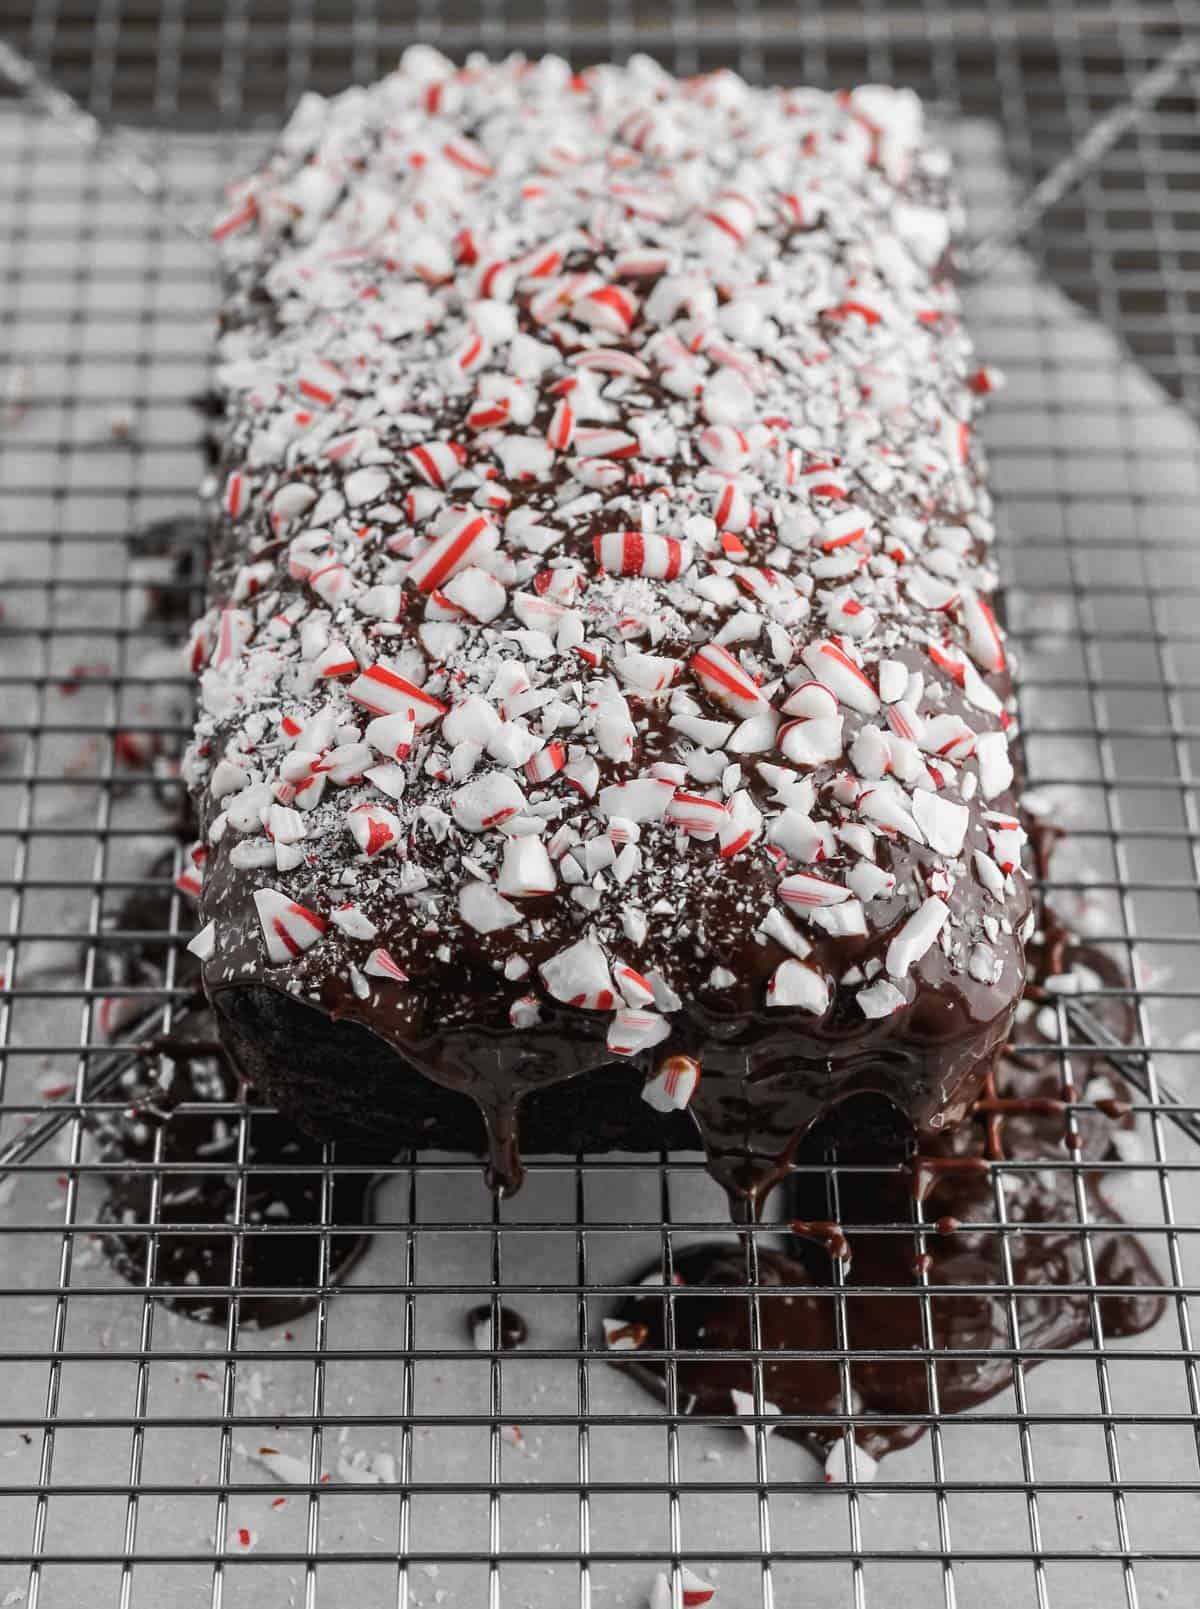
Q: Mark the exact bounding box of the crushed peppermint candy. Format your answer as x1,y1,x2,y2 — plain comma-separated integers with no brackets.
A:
188,51,1029,1140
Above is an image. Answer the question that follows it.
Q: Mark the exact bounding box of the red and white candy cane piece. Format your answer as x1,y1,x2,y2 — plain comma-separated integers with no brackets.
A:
699,187,757,247
957,587,1006,674
713,478,751,532
451,771,527,832
612,247,671,278
308,560,356,608
406,441,466,490
665,792,728,836
800,463,848,500
698,424,750,471
800,640,880,715
607,1009,671,1057
211,191,258,241
594,530,686,580
347,804,401,858
405,510,498,593
568,348,651,379
574,427,639,459
614,963,655,1009
821,508,869,551
641,1054,700,1113
364,947,409,982
211,608,252,671
719,790,762,858
525,742,566,784
252,888,327,964
690,642,767,718
546,398,575,452
296,358,344,407
175,841,207,900
573,283,638,334
442,135,493,178
347,659,448,725
365,712,415,761
313,639,358,679
467,395,510,431
452,324,490,374
224,471,249,520
779,871,850,909
540,936,616,1011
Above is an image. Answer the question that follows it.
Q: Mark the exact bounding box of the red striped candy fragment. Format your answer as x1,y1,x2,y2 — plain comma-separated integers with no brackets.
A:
641,1054,700,1113
442,136,493,177
800,640,879,715
957,588,1006,674
574,427,640,459
573,283,638,333
314,640,357,679
253,888,328,963
526,742,566,784
546,398,575,452
347,660,447,725
406,441,465,490
821,509,869,551
607,1009,671,1056
614,964,655,1009
211,193,257,241
347,804,401,858
594,531,686,580
296,358,344,407
569,349,650,378
175,841,207,900
665,792,728,836
468,395,510,431
648,1569,717,1609
365,712,415,761
405,510,498,592
451,771,527,833
364,947,408,982
713,478,751,532
224,472,248,520
779,871,850,909
540,936,615,1011
690,642,767,718
212,608,252,671
698,424,750,471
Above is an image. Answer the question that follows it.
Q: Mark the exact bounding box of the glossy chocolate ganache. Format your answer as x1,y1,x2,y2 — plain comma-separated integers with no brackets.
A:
189,55,1033,1207
609,935,1164,1465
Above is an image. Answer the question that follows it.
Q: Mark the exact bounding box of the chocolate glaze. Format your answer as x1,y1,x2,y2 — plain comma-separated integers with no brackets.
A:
609,942,1164,1462
88,854,378,1327
466,1304,529,1349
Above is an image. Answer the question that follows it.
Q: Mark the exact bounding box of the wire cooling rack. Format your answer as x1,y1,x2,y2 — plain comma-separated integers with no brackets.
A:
2,3,1200,1607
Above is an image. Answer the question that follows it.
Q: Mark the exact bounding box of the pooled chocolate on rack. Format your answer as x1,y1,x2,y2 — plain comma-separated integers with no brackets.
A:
187,50,1029,1211
608,938,1164,1471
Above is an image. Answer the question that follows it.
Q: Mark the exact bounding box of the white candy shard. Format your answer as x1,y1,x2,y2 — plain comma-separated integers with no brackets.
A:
253,888,328,963
767,959,830,1013
886,895,950,978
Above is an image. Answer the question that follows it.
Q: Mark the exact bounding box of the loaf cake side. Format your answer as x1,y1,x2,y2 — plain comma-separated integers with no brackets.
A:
185,51,1031,1205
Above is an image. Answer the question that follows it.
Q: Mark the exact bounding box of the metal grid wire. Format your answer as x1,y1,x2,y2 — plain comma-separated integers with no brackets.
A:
2,2,1200,1606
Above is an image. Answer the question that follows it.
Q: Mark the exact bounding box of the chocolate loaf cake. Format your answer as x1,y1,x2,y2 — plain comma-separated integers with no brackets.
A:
185,50,1031,1208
